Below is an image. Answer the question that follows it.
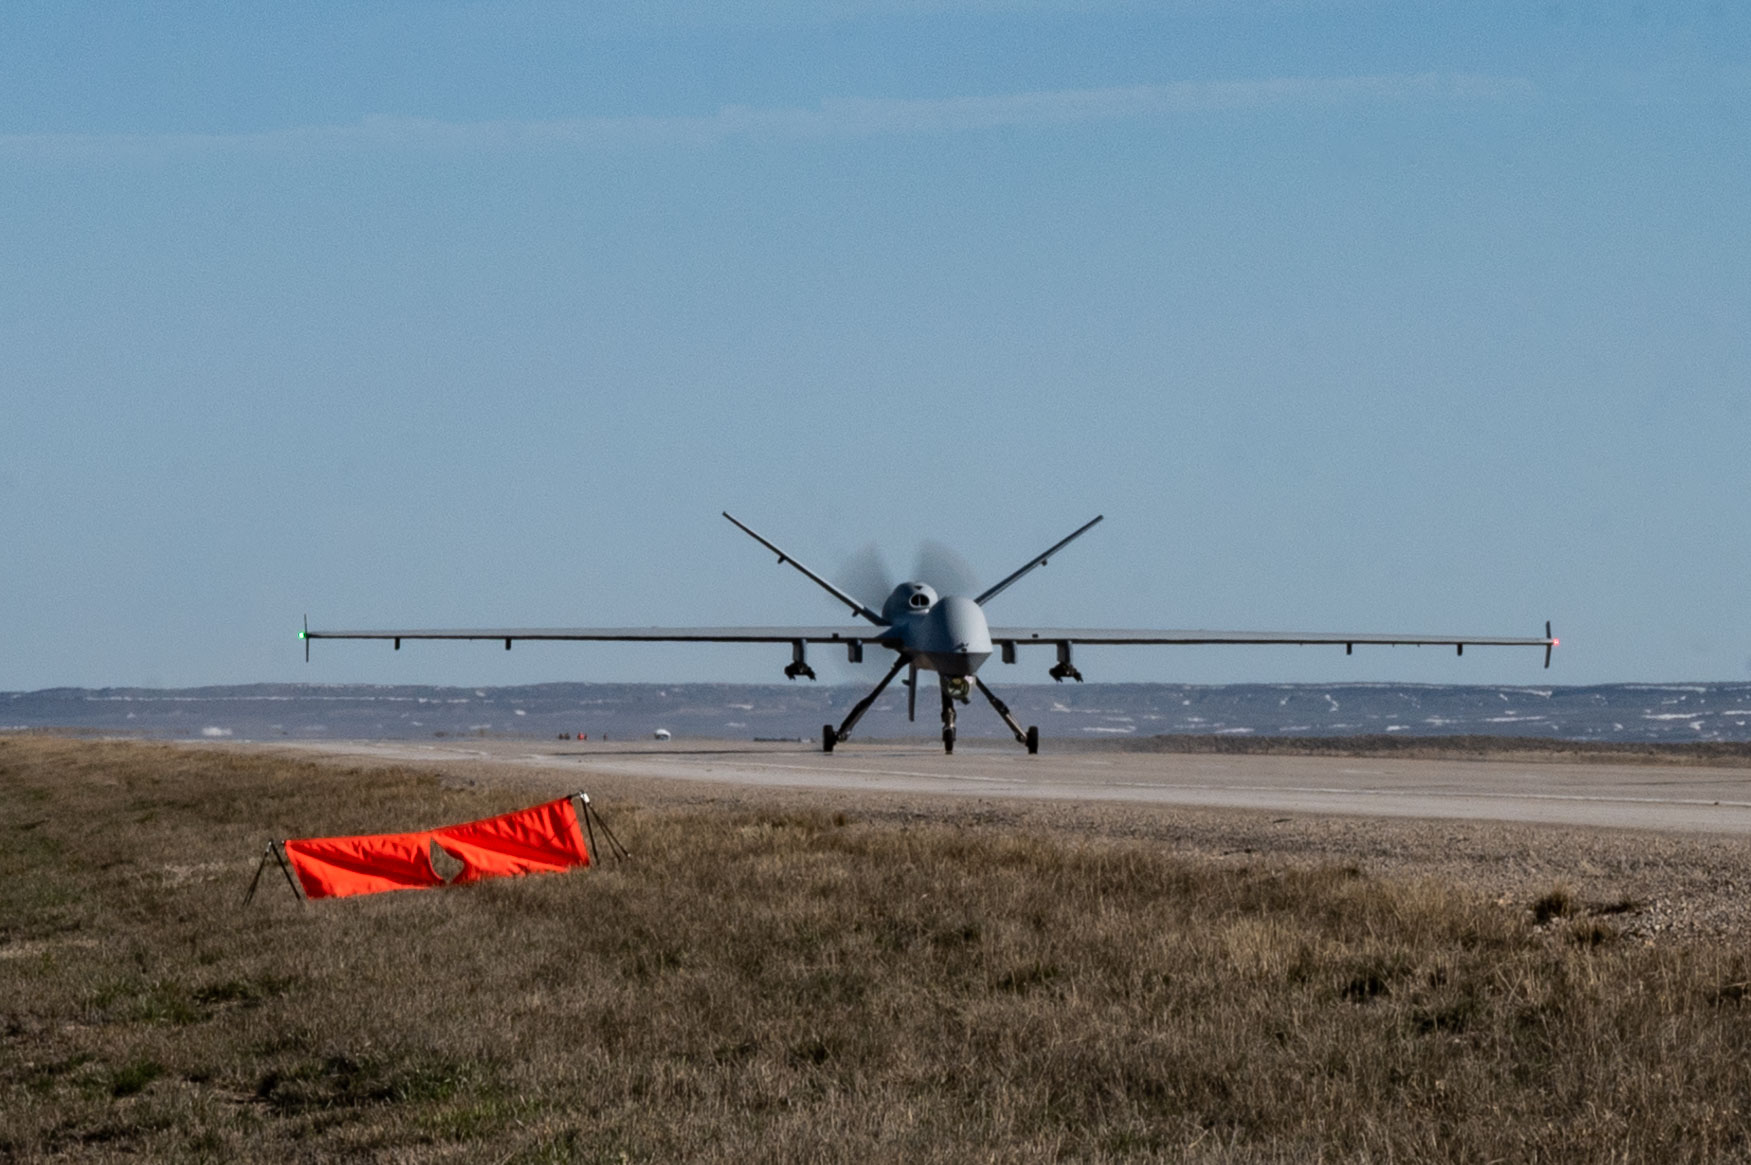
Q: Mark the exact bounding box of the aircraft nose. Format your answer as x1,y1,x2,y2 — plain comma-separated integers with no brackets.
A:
921,596,993,675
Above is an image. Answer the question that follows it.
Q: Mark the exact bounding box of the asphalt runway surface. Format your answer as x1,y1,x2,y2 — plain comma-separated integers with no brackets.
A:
270,738,1751,835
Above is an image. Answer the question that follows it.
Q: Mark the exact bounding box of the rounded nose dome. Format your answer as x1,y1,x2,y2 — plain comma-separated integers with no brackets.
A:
882,581,938,623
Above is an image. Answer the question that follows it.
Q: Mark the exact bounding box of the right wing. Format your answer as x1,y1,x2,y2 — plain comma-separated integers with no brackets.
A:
987,624,1558,666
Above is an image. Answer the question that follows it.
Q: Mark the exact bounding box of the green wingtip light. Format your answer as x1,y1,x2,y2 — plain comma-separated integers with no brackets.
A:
298,630,306,640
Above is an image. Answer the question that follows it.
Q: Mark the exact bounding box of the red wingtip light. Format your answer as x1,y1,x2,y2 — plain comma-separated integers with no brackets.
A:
1552,638,1560,647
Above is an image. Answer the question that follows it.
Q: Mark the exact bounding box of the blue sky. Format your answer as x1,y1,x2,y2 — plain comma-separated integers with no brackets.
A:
3,1,1747,691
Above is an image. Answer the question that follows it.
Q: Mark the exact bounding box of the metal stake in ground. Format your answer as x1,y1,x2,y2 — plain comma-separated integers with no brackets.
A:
243,841,304,907
576,792,600,865
576,793,631,863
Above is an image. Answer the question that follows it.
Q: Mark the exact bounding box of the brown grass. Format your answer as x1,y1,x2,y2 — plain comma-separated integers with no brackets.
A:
7,736,1751,1161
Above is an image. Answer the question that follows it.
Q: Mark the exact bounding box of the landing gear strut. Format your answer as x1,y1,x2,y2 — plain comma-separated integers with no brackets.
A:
823,658,1042,757
975,676,1039,754
821,655,908,752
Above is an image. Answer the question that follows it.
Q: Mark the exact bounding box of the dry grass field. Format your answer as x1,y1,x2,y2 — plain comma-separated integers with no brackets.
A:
7,736,1751,1162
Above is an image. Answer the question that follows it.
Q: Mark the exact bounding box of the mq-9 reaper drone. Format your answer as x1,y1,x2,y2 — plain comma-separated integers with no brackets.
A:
304,513,1557,754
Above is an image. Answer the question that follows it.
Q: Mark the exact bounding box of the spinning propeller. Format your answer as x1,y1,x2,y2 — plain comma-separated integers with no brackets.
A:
837,540,981,612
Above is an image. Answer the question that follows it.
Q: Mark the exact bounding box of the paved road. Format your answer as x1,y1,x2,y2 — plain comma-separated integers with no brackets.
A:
268,738,1751,835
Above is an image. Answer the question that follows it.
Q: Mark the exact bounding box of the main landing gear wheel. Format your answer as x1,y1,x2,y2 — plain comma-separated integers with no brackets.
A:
1026,725,1039,755
942,726,955,755
821,655,907,758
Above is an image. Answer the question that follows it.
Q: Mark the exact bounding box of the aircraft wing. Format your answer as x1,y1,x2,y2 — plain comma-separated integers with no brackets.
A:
988,628,1550,647
994,623,1554,669
303,626,892,646
987,625,1557,666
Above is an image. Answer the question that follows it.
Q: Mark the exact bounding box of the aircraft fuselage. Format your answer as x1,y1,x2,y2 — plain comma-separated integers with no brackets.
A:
882,592,993,677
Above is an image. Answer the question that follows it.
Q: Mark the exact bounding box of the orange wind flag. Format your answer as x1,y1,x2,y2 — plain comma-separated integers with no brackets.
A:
432,797,592,884
281,797,593,900
283,831,445,900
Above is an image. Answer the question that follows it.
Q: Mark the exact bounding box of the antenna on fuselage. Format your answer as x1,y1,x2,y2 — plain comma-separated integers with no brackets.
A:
723,512,885,625
974,515,1105,607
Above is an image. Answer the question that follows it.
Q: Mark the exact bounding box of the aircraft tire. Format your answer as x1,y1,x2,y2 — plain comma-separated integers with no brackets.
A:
942,727,955,755
822,725,837,753
1025,725,1039,755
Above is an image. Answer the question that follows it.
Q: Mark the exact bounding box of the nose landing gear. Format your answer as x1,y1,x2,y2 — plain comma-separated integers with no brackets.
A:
936,674,1040,755
939,682,957,753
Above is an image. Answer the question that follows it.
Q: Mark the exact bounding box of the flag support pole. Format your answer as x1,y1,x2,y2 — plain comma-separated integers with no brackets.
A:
575,793,631,864
274,841,304,902
591,804,630,861
244,841,304,907
577,793,599,864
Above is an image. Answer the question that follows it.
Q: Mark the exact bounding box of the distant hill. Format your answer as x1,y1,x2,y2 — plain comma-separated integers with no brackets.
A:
5,682,1750,744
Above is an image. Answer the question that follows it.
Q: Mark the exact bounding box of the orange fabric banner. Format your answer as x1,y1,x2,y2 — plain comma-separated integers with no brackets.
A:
433,798,592,884
282,797,592,900
283,832,445,899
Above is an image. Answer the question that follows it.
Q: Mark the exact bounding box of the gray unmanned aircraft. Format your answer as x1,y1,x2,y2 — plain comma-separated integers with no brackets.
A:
303,512,1557,754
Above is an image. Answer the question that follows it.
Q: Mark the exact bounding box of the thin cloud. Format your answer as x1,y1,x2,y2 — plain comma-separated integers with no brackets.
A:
0,73,1532,160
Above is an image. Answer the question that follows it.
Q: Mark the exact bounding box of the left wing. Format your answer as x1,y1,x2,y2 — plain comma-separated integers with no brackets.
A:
302,625,892,647
299,623,898,675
